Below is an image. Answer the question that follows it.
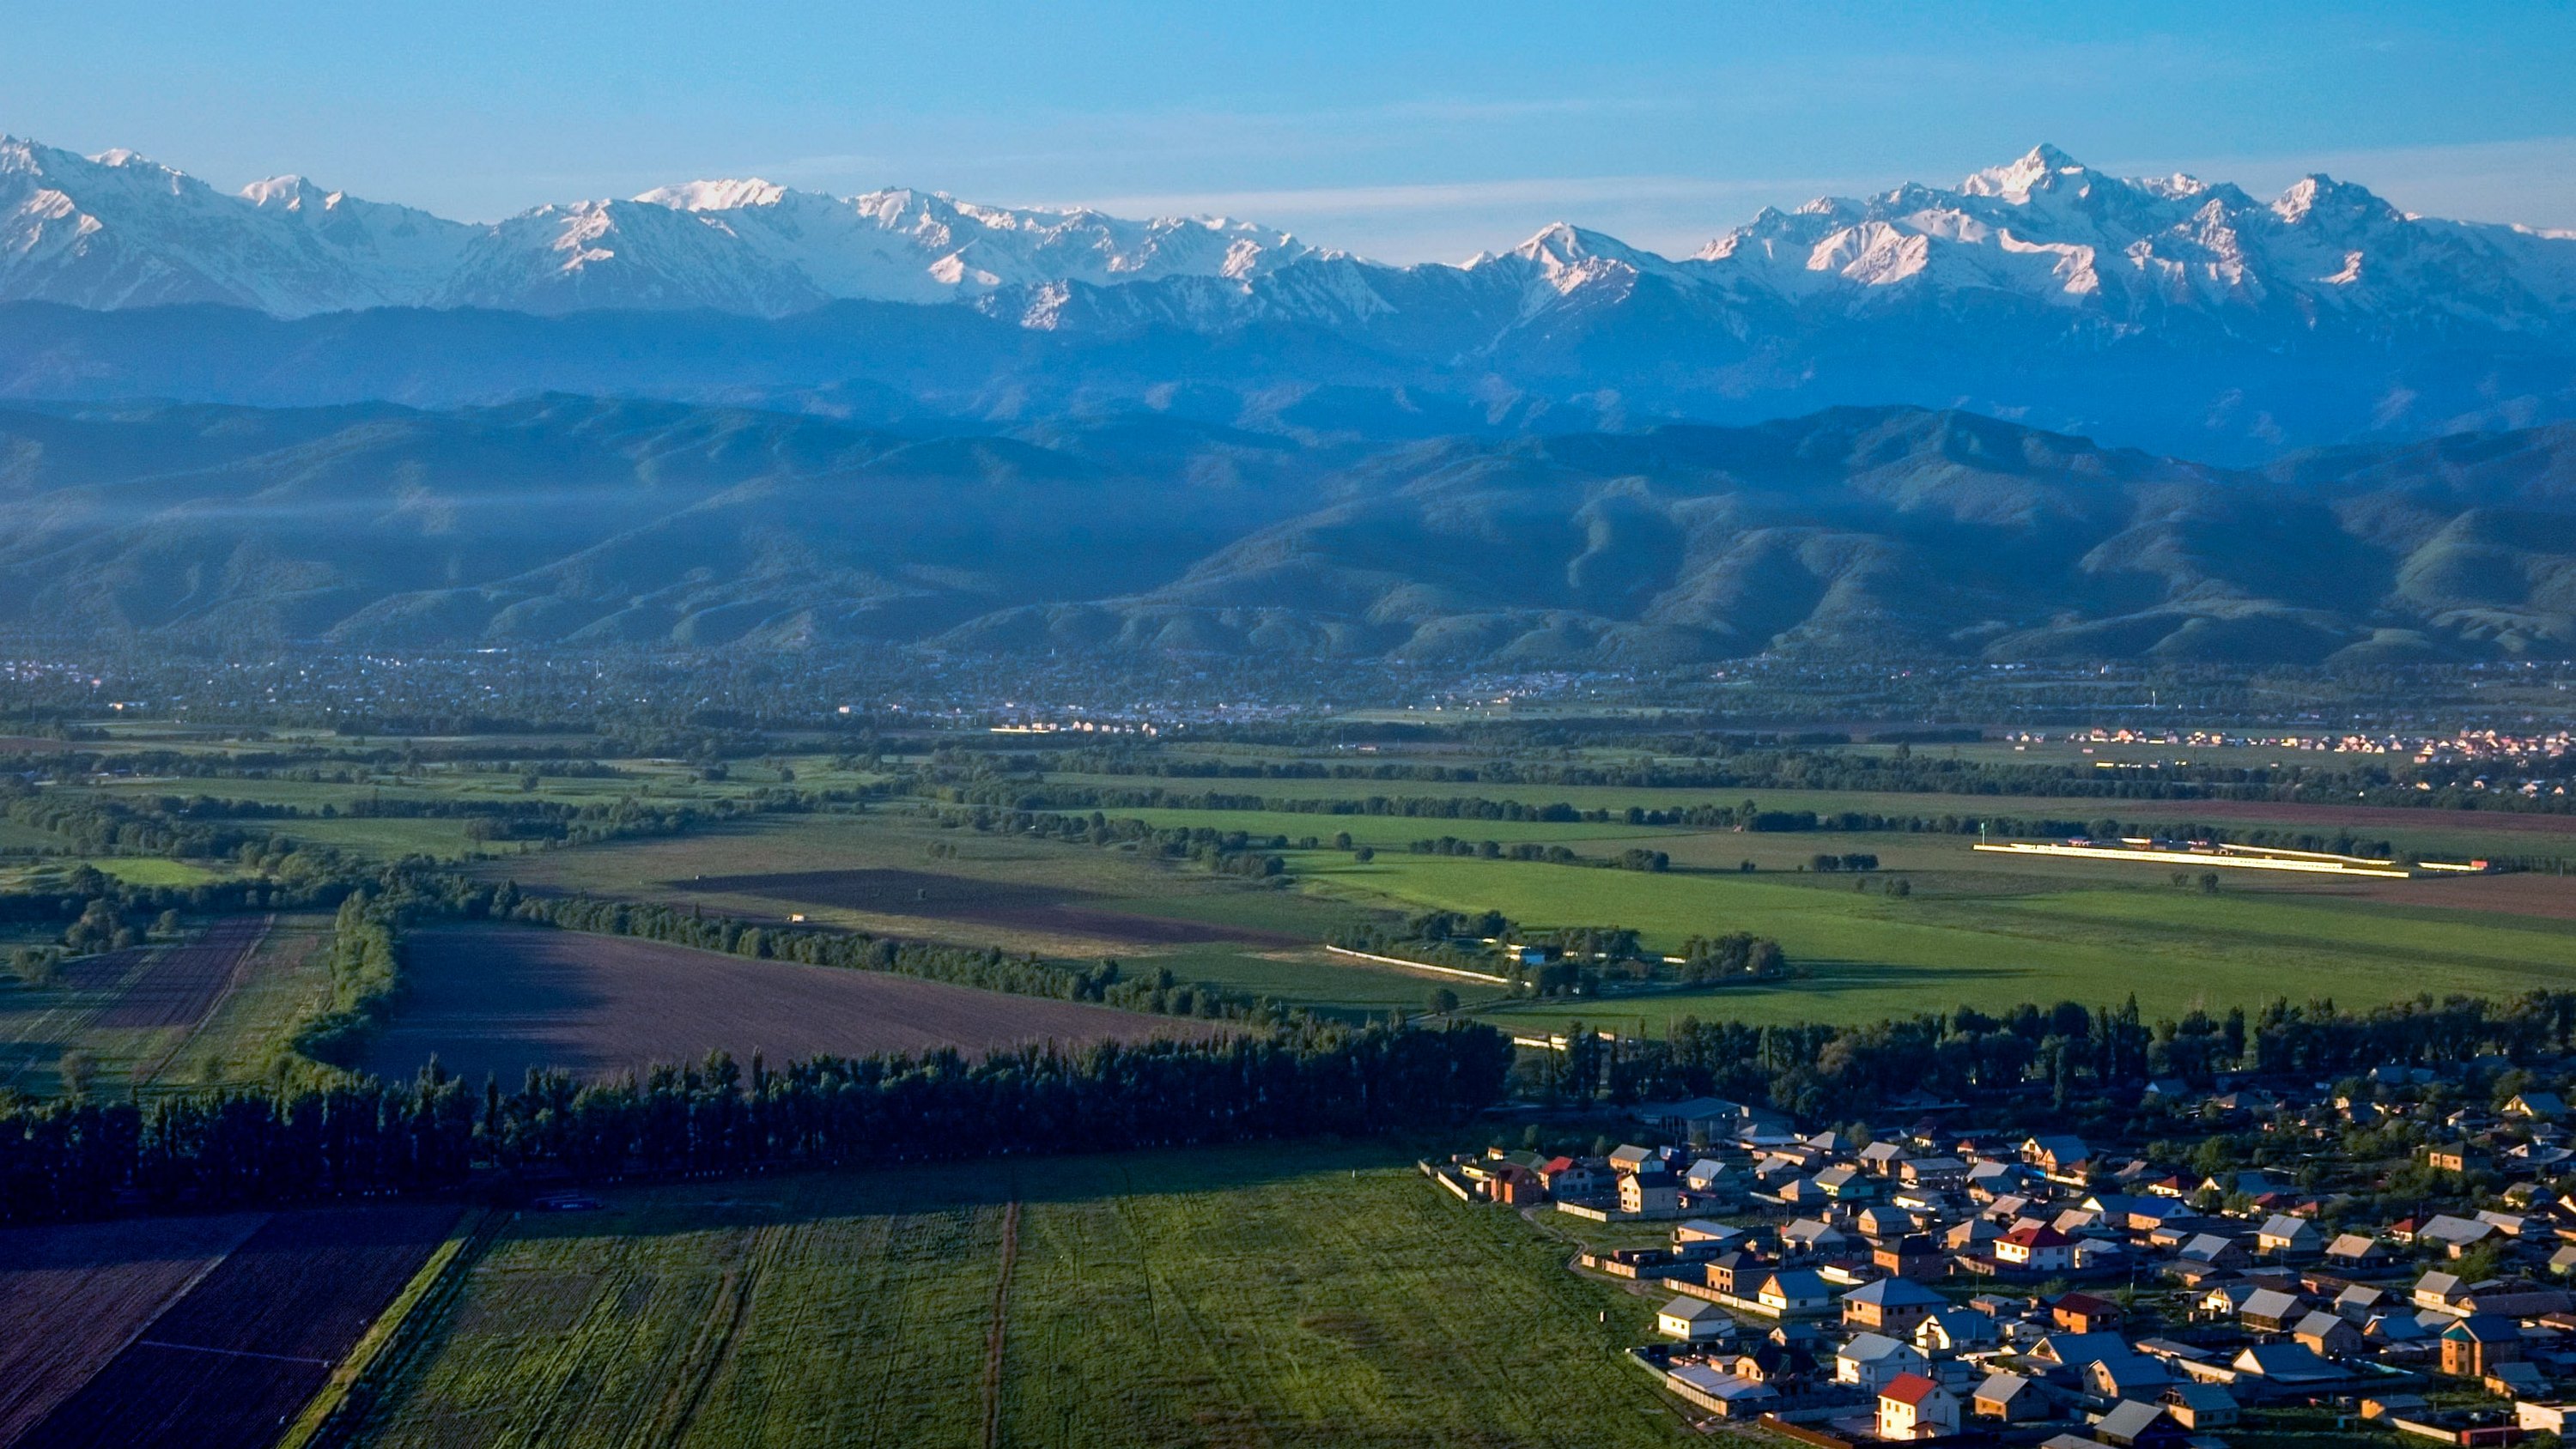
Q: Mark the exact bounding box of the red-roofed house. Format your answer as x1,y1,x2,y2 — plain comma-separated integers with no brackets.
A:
1879,1372,1961,1440
1993,1225,2075,1274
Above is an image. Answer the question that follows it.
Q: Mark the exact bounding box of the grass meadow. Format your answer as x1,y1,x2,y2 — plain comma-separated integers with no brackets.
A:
349,1141,1684,1449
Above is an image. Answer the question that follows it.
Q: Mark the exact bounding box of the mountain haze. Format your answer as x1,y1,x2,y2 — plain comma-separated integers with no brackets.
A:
3,397,2574,666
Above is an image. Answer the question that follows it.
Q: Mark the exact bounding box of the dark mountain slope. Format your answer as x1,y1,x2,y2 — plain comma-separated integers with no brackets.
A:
0,398,2571,664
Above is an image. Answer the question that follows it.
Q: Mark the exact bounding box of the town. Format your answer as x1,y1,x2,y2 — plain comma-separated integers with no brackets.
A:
1434,1069,2576,1446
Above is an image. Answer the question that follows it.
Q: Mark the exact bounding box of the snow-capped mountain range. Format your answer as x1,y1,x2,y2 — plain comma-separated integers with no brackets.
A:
7,135,2576,460
8,135,2573,337
0,134,1326,316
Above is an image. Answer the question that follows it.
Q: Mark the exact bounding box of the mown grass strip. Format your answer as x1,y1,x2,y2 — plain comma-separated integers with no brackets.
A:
276,1207,490,1449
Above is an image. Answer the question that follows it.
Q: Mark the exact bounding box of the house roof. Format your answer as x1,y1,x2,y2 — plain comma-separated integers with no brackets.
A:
1660,1296,1730,1323
1842,1331,1920,1362
2056,1292,2119,1316
2327,1233,2385,1258
1976,1370,2036,1402
2443,1313,2521,1343
2233,1343,2343,1380
2026,1134,2091,1161
2002,1224,2073,1248
1765,1269,1830,1298
2257,1214,2315,1239
2293,1311,2350,1338
2240,1288,2305,1320
1845,1277,1948,1308
1880,1371,1944,1407
1669,1365,1777,1401
2035,1332,2132,1369
2097,1401,2175,1442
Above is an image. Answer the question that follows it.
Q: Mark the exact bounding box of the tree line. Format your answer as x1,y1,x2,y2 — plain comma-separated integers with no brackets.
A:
0,1022,1513,1224
1546,991,2576,1121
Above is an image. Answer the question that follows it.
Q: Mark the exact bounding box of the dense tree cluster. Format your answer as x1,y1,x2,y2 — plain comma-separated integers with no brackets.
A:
0,1022,1512,1224
1551,991,2576,1121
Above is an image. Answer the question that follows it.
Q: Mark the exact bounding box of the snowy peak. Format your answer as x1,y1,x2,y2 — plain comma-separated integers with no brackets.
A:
1959,142,2095,201
635,178,790,212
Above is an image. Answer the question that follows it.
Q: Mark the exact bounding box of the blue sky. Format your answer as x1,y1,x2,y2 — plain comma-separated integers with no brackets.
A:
11,0,2576,258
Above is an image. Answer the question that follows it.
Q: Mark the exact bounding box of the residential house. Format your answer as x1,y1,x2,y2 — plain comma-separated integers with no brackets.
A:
2032,1333,2134,1374
2161,1384,2239,1431
2442,1313,2525,1378
1860,1141,1911,1175
2423,1143,2483,1174
1664,1364,1779,1418
1674,1220,1746,1250
2458,1282,2572,1318
2053,1292,2124,1335
2421,1215,2504,1257
1814,1164,1880,1202
1879,1373,1961,1441
2325,1233,2391,1270
1903,1157,1970,1190
2257,1214,2324,1260
1704,1250,1774,1300
1992,1225,2075,1275
1944,1218,2000,1254
1756,1269,1834,1319
2240,1288,2308,1334
2230,1343,2349,1390
1855,1205,1919,1240
2334,1283,2389,1321
1607,1144,1658,1175
1658,1296,1734,1342
1874,1234,1948,1281
1619,1169,1681,1217
1918,1309,2001,1355
2024,1135,2094,1182
2093,1401,2190,1449
2085,1355,2176,1404
2506,1091,2568,1121
1844,1276,1948,1336
1838,1331,1933,1391
2176,1233,2250,1272
2414,1270,2469,1312
2486,1361,2552,1399
1779,1217,1854,1260
1973,1371,2049,1422
1538,1156,1607,1199
2293,1311,2364,1358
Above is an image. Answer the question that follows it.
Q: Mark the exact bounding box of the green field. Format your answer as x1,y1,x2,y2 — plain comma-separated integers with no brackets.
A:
1292,852,2576,1032
352,1142,1682,1448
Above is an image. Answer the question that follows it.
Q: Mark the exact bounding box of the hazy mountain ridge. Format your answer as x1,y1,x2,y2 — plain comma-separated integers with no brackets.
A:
3,396,2574,665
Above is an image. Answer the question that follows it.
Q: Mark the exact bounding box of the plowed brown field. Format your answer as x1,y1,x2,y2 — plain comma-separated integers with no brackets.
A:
361,926,1214,1083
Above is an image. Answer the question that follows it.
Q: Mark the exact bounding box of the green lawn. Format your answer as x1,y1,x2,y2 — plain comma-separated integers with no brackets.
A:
1291,852,2576,1033
349,1142,1685,1448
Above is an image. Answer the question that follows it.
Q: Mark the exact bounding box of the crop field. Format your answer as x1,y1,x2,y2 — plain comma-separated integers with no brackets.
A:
0,915,312,1097
361,926,1219,1084
0,1212,267,1446
1282,852,2576,1032
490,813,1437,1017
93,915,269,1031
349,1141,1685,1449
690,866,1307,947
1036,772,2576,858
19,1203,460,1449
503,813,1370,949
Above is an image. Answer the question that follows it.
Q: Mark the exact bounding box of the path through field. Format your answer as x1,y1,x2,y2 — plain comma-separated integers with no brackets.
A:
981,1198,1020,1449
